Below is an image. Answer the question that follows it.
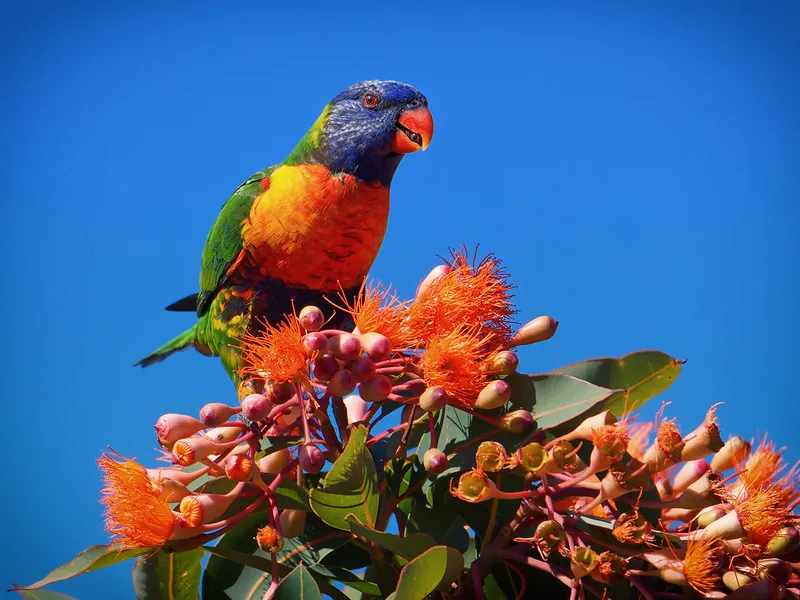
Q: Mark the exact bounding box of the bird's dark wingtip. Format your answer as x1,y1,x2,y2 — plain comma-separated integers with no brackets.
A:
165,293,199,312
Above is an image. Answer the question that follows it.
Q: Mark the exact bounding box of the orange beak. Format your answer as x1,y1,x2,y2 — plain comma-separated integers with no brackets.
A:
392,106,434,153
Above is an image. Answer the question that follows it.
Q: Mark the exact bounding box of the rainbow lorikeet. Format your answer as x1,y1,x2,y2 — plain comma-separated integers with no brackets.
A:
137,80,433,379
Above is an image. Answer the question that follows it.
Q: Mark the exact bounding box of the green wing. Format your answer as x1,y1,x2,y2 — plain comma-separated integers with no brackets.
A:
197,166,276,316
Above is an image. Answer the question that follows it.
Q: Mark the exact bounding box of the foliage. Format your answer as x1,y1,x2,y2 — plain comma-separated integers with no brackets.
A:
14,250,799,599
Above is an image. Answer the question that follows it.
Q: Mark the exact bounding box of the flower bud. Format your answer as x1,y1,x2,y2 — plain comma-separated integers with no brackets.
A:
154,414,205,443
257,448,292,475
681,405,724,461
590,552,627,585
500,410,534,435
279,509,307,538
302,332,328,355
152,478,192,503
358,375,392,402
416,264,450,298
343,395,369,425
327,369,357,397
720,579,780,600
766,527,799,557
530,520,566,558
328,333,362,361
204,425,243,444
298,305,324,332
360,332,393,362
172,436,220,466
754,558,792,585
199,403,239,427
451,469,492,503
695,506,726,528
509,316,558,347
517,442,550,475
570,547,599,579
672,460,710,497
711,436,751,473
312,354,339,382
224,454,255,482
475,441,507,472
299,443,325,474
423,448,448,474
179,488,239,528
474,380,511,410
255,525,284,553
241,393,270,422
264,380,294,404
349,356,376,383
419,386,448,412
722,570,756,591
490,351,519,375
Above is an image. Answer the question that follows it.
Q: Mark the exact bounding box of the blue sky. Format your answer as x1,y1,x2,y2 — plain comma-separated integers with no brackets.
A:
3,2,798,597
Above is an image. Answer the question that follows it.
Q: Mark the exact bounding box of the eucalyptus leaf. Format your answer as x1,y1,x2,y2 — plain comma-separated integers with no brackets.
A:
132,548,204,600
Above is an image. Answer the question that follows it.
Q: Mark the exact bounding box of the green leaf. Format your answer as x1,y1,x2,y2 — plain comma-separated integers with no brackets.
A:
15,591,78,600
345,515,436,561
272,564,322,600
15,544,153,589
131,548,204,599
309,424,379,530
394,545,464,600
555,350,683,416
307,564,382,595
505,372,621,430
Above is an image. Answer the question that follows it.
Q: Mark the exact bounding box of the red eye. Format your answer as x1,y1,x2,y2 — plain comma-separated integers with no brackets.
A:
363,93,379,108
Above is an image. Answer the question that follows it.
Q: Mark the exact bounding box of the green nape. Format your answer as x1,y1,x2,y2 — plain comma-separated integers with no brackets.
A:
284,104,331,166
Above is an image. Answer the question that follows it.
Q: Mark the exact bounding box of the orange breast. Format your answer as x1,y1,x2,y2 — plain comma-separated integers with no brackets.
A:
240,164,391,290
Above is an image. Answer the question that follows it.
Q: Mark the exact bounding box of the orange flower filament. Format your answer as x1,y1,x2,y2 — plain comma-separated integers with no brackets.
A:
239,315,310,384
98,452,176,548
592,422,630,463
337,280,412,347
408,249,515,345
682,536,723,595
419,327,493,405
734,484,793,547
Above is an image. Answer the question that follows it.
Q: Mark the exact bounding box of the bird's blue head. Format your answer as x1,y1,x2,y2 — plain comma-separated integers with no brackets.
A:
288,80,433,187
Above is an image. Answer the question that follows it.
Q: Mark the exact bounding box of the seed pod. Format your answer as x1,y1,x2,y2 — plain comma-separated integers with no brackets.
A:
255,525,284,553
475,441,507,472
423,448,448,474
360,332,393,361
722,570,756,591
302,332,328,355
298,305,324,332
570,547,598,579
154,414,205,443
474,380,511,410
550,440,584,473
766,527,799,557
500,410,534,435
490,350,519,375
327,369,357,397
590,552,627,585
509,316,558,347
531,520,566,558
299,443,325,474
328,333,362,361
419,386,448,412
312,354,339,382
199,403,239,427
517,442,550,475
241,394,271,422
452,469,492,503
279,509,307,538
350,356,377,383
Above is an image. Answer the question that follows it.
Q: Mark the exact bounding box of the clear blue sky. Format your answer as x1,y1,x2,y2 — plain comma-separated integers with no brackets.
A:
3,2,798,597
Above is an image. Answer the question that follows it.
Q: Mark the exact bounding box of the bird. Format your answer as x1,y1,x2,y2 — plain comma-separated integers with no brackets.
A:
137,80,433,380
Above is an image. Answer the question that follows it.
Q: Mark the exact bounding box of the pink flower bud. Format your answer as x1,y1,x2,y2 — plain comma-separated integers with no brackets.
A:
327,369,356,397
474,380,511,410
302,332,329,355
328,333,362,361
203,425,244,444
257,448,292,475
500,410,534,435
671,459,710,496
298,305,324,332
419,386,448,412
343,395,369,425
416,264,451,298
490,350,519,375
508,316,558,347
350,356,376,383
172,436,220,466
423,448,448,474
358,375,392,402
241,393,271,422
312,354,339,382
154,414,205,443
299,443,325,474
279,509,307,538
359,332,393,361
199,403,240,427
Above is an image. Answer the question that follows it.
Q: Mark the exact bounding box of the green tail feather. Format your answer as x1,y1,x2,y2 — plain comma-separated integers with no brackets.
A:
136,325,197,367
